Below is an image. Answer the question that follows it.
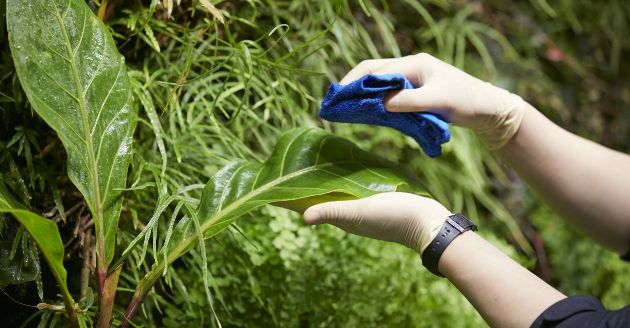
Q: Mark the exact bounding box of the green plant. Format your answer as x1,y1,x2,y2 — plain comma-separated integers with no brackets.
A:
3,0,628,327
0,183,75,324
4,2,433,326
7,0,136,325
120,127,430,326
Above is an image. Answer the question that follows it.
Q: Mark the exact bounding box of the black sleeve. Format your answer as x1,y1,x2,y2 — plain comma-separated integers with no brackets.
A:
531,296,630,328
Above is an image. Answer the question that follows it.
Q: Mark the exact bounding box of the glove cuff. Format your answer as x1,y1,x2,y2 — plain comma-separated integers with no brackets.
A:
415,212,449,254
477,93,527,150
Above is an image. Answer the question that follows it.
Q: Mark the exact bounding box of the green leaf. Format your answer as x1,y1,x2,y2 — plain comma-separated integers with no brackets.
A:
0,239,39,289
191,128,426,239
122,128,428,324
7,0,136,267
0,183,76,321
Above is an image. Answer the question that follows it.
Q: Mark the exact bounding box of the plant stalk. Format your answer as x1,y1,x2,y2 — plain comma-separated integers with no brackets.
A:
97,0,109,21
62,295,78,328
97,265,122,328
120,289,147,328
120,266,162,328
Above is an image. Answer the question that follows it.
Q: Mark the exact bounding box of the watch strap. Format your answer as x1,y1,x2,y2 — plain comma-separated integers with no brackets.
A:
421,213,477,277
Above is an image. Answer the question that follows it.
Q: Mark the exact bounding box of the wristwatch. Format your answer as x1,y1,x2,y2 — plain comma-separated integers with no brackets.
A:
421,213,477,277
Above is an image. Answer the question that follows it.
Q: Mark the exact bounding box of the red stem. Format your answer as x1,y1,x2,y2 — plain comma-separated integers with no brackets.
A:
96,266,122,328
120,289,148,328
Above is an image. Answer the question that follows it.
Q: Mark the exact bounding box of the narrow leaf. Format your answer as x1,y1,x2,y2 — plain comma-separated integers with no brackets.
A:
7,0,137,267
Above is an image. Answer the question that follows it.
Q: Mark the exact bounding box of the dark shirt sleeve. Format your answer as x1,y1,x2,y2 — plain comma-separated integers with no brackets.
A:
531,296,630,328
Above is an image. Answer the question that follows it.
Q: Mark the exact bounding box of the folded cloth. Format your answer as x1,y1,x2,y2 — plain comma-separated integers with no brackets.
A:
319,73,450,157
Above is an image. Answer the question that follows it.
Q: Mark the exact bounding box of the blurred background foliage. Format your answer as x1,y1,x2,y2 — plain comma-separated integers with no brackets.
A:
1,0,629,326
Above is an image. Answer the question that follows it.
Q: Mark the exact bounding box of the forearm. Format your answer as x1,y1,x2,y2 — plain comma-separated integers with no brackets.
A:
439,231,566,328
498,105,630,253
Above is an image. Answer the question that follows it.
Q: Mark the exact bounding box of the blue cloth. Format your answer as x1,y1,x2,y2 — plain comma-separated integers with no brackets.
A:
319,74,450,157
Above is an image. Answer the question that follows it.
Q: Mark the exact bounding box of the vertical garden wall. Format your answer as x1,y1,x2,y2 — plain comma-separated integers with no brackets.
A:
1,0,629,327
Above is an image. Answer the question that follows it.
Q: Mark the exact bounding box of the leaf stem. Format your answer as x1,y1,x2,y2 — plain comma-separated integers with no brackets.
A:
97,265,122,328
120,268,161,327
97,0,109,21
54,5,109,327
54,0,107,272
54,0,107,287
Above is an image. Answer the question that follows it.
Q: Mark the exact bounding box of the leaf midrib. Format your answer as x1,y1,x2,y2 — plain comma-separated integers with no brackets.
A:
157,155,395,274
53,2,105,265
148,159,372,281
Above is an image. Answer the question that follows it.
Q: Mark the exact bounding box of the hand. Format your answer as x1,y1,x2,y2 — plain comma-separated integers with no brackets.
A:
303,192,451,254
340,53,527,149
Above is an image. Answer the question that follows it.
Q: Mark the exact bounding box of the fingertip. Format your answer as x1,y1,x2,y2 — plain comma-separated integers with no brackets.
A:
340,58,394,85
303,206,322,225
339,74,360,86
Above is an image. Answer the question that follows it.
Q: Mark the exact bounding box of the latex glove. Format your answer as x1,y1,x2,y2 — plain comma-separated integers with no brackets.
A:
340,53,527,150
303,192,451,254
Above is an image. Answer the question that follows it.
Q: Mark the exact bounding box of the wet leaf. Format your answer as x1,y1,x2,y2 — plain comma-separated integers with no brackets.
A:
7,0,136,266
124,128,429,323
0,240,39,288
193,128,426,236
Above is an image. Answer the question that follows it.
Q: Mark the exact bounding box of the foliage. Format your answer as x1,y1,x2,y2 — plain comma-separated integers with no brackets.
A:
529,203,630,310
1,0,629,327
7,0,137,276
162,207,485,328
4,2,442,326
0,182,75,322
119,127,431,326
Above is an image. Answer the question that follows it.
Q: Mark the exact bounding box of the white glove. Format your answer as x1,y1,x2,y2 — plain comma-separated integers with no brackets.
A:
340,53,527,150
303,192,452,254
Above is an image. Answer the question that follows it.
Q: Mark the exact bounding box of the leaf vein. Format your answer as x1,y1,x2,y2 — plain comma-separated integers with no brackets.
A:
314,134,331,165
215,164,247,213
89,54,121,137
19,47,77,101
278,129,310,177
30,92,84,142
72,9,87,56
318,168,372,190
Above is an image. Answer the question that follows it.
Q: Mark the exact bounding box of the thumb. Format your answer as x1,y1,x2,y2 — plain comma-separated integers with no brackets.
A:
303,199,363,225
384,86,449,113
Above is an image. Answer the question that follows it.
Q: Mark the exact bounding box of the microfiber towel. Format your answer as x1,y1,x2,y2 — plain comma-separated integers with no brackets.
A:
319,73,450,157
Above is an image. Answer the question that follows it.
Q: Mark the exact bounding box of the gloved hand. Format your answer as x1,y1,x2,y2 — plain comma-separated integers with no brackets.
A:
340,53,527,150
303,192,452,254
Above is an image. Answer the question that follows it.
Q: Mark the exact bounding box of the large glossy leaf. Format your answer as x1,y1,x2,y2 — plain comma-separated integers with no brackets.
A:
7,0,136,266
122,128,429,324
0,183,76,320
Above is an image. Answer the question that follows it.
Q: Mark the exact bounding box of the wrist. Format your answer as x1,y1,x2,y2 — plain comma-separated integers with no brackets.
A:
438,230,567,328
421,213,477,276
476,86,527,150
410,205,451,254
